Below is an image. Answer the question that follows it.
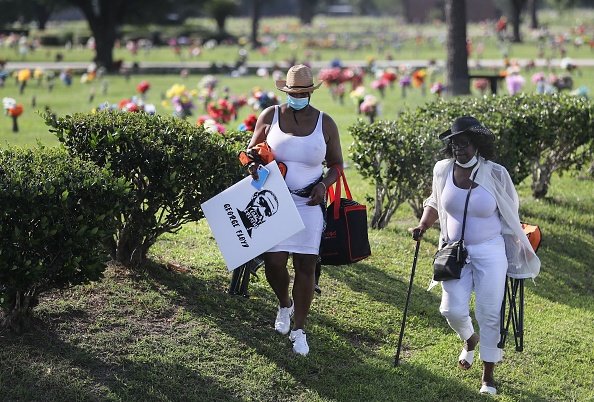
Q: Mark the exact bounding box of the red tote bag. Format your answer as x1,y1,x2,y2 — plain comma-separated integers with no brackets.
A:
320,168,371,265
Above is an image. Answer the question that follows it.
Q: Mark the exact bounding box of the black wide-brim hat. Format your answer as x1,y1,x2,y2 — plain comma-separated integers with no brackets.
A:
439,116,495,141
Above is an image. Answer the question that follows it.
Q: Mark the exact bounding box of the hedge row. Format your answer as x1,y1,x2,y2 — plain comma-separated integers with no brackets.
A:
350,93,594,229
1,112,249,332
46,111,248,267
0,148,129,332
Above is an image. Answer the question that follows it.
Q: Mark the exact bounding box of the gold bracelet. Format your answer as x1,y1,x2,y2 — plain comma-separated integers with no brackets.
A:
319,181,327,192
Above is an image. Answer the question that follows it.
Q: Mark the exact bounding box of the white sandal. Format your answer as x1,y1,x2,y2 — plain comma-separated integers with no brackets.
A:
458,348,474,370
479,384,497,395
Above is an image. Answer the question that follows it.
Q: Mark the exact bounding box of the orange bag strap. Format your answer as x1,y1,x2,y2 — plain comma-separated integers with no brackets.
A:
328,166,351,220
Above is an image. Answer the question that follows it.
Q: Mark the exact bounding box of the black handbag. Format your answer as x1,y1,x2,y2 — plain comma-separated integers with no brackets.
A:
320,168,371,265
432,168,478,281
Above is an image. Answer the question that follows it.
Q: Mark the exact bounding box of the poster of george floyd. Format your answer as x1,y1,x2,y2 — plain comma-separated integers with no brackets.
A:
201,161,305,271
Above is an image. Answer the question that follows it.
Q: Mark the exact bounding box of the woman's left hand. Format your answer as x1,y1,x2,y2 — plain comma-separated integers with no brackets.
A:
307,182,327,206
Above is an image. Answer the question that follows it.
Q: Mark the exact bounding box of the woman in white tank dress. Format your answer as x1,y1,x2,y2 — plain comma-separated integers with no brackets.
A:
246,65,344,356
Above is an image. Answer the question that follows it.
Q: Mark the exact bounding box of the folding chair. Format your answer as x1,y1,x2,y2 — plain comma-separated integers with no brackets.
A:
498,277,525,351
228,257,265,297
498,223,541,352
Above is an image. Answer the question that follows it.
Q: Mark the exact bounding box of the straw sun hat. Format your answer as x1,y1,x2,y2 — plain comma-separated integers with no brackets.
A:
275,64,323,94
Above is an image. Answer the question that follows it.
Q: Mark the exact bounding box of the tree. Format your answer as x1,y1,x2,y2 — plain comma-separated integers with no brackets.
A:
297,0,319,25
0,0,66,30
63,0,199,71
250,0,262,48
206,0,239,39
445,0,470,96
528,0,538,29
510,0,526,42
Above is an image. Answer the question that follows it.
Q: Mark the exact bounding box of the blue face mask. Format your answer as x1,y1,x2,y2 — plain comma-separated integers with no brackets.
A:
287,94,309,110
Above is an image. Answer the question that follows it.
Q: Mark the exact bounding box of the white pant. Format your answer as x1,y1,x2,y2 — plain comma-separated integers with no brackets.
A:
440,236,507,363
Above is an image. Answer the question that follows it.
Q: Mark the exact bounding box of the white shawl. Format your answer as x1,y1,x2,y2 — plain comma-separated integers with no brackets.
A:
424,157,540,279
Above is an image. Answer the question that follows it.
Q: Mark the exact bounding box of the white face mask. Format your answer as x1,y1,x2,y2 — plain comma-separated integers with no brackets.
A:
455,151,478,168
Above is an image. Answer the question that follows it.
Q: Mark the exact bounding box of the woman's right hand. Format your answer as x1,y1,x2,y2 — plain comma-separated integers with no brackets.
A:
411,224,428,241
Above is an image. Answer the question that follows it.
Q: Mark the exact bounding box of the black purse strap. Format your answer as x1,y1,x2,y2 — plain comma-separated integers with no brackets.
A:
459,168,479,243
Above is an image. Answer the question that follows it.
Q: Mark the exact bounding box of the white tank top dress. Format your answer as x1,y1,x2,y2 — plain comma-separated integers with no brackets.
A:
266,106,326,255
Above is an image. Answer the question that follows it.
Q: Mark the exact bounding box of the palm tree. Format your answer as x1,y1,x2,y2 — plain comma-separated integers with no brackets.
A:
445,0,470,95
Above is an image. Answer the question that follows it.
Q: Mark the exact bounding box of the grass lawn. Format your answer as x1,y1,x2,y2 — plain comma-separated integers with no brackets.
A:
1,66,593,147
3,11,594,65
1,30,594,400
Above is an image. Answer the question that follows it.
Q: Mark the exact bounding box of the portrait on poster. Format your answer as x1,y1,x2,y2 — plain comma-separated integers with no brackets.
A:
201,162,305,270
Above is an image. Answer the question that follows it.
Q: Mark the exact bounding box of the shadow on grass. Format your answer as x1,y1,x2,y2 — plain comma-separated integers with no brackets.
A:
0,322,244,402
0,259,552,401
320,260,450,334
520,198,593,310
138,262,487,401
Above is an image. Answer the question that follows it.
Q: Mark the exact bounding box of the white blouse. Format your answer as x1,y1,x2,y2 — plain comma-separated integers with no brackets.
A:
424,157,541,279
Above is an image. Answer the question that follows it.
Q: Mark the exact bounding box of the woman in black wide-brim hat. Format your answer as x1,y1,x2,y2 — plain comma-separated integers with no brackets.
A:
412,116,540,395
245,64,344,356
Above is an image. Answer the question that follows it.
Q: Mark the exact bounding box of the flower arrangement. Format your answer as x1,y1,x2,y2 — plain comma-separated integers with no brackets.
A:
3,97,24,132
136,80,151,95
165,84,196,118
238,113,258,132
95,97,156,115
207,98,236,123
412,69,427,88
506,71,525,95
229,95,248,114
430,82,445,97
17,68,31,83
473,78,490,94
359,94,378,123
196,115,226,134
399,75,411,98
199,75,218,92
16,68,31,94
371,78,388,95
247,88,279,111
349,85,366,114
318,67,343,86
381,68,398,88
33,68,44,85
60,69,73,86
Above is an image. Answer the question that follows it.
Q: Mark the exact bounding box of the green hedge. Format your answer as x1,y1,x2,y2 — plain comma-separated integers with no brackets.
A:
0,148,129,332
350,94,594,229
45,111,246,267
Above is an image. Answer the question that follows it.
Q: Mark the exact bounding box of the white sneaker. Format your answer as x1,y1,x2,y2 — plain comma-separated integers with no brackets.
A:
274,301,294,335
289,329,309,356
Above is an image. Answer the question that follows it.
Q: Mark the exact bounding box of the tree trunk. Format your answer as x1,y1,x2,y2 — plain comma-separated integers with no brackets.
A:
34,3,53,31
510,0,526,43
93,28,117,71
250,0,261,49
1,289,38,334
115,225,148,267
528,0,538,29
403,0,412,23
445,0,470,96
298,0,316,25
531,163,551,198
70,0,123,72
216,16,227,37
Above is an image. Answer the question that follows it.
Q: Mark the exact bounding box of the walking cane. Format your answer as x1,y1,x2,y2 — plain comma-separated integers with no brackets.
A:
394,240,421,366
